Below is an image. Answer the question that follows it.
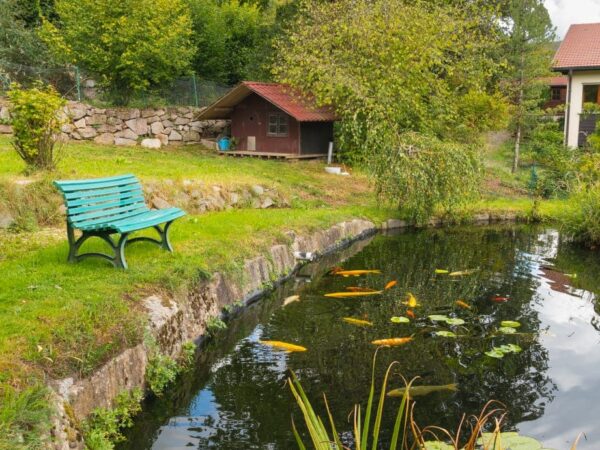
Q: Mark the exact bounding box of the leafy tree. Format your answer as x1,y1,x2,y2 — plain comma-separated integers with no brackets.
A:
188,0,270,84
41,0,195,104
275,0,507,220
7,82,66,171
500,0,555,173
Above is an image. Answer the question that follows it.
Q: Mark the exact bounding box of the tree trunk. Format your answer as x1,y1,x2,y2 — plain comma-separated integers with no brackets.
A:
513,123,521,173
512,53,525,174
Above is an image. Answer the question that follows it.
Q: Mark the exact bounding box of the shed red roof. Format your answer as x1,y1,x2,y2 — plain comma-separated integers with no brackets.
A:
553,23,600,70
196,81,336,122
548,76,568,86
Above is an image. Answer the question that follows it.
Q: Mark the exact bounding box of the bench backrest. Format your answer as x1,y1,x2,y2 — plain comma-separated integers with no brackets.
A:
54,174,148,229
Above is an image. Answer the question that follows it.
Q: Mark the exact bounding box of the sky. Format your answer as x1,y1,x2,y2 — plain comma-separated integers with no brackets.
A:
544,0,600,38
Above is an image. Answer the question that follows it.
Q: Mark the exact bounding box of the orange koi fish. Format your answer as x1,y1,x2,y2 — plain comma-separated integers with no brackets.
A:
346,286,379,292
372,336,414,347
406,309,416,319
342,317,373,327
402,293,420,308
455,300,471,309
333,269,382,277
259,340,307,352
385,280,397,290
324,291,383,298
491,296,509,303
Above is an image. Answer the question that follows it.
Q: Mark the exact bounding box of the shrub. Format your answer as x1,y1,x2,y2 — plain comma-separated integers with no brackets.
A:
369,132,482,223
82,388,143,450
7,82,66,171
560,186,600,247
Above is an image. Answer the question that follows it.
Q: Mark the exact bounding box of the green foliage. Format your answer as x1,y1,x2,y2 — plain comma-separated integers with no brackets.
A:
42,0,194,104
206,317,228,335
82,388,143,450
180,341,196,370
560,186,600,247
370,133,482,223
0,384,52,450
144,337,196,396
7,82,66,171
189,0,269,84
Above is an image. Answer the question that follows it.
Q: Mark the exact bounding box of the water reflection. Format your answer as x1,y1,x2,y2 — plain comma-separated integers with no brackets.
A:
120,226,600,450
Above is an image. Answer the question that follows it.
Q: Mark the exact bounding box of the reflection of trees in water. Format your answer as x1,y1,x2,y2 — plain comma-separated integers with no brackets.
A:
122,226,569,450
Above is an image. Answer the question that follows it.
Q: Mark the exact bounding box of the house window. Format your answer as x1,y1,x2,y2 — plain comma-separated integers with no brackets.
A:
583,84,600,105
267,113,289,137
550,87,562,101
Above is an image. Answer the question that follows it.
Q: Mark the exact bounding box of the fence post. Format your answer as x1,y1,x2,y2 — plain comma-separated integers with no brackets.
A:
192,74,199,107
74,66,82,102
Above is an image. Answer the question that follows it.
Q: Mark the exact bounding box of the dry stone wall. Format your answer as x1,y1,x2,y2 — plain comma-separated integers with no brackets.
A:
0,100,227,148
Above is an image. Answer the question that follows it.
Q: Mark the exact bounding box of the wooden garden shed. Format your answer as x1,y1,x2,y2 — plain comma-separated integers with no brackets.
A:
196,81,336,158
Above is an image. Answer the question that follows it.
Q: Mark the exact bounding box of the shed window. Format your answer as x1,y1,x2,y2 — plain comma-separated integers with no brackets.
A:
267,113,289,137
583,84,600,105
550,87,562,101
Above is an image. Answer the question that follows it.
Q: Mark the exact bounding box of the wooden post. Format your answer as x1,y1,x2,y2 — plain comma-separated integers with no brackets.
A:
327,141,334,165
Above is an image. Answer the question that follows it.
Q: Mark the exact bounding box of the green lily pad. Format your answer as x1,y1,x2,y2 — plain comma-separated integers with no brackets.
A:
498,326,517,334
428,314,449,322
501,320,521,328
445,318,465,326
478,432,543,450
391,316,410,324
423,441,454,450
500,343,522,353
434,331,457,338
435,269,449,274
485,349,505,359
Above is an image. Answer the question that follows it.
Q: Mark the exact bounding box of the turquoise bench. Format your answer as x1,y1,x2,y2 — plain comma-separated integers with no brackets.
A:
54,174,186,269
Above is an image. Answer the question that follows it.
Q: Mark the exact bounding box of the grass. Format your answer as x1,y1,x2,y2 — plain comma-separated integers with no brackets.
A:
0,132,569,448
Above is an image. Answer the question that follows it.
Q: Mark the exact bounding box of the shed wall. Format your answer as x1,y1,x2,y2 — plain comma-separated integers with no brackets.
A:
300,122,333,154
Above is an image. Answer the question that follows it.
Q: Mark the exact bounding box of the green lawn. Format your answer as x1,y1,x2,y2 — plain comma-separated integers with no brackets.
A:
0,133,567,448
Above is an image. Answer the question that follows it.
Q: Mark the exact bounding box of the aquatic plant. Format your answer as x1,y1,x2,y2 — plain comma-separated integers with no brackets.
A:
288,353,568,450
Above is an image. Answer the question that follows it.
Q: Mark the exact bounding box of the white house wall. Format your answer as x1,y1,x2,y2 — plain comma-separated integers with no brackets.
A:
566,70,600,148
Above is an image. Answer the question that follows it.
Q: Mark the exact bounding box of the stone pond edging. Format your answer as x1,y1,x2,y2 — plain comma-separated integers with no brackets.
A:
0,99,227,148
47,212,526,449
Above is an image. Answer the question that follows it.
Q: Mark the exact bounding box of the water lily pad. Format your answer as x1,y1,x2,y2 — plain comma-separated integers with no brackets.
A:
391,316,410,324
498,326,517,334
501,320,521,328
435,269,449,274
478,432,543,450
485,349,505,359
434,331,457,338
423,441,454,450
500,343,522,353
428,314,449,322
445,318,465,326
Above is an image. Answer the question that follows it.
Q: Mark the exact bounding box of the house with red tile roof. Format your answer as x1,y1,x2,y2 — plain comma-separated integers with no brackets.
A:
196,81,336,157
553,23,600,147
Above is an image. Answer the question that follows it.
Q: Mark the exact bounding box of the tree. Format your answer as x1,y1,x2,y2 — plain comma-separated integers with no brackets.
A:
188,0,271,85
41,0,195,104
501,0,555,173
275,0,507,220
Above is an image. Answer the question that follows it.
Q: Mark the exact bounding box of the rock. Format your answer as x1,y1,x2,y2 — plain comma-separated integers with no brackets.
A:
189,121,203,128
190,190,202,199
107,116,120,125
169,130,182,141
0,211,14,229
125,118,148,136
73,118,86,129
147,116,160,124
156,109,166,117
70,131,82,140
69,106,87,120
87,114,107,125
0,106,10,121
114,137,137,146
96,124,118,133
94,133,115,145
151,197,171,209
61,123,75,133
141,138,161,149
0,124,13,134
84,79,96,88
150,121,164,135
79,127,98,139
261,197,274,209
229,192,239,205
115,128,138,140
155,133,169,146
162,119,174,128
384,219,408,230
141,109,156,118
251,185,264,196
182,130,200,141
174,117,189,125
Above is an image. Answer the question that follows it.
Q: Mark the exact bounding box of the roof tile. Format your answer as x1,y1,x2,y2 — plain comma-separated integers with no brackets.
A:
554,23,600,70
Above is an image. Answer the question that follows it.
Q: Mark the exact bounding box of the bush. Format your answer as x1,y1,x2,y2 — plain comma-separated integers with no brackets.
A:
369,132,482,223
7,83,66,171
560,186,600,247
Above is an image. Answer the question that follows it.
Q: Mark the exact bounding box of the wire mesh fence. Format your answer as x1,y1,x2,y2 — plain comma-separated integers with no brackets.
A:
0,62,231,107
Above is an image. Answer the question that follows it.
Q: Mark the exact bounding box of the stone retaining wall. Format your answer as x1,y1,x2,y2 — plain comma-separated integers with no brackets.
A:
0,100,227,148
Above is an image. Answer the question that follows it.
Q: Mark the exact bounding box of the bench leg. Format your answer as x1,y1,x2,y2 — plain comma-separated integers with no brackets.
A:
66,224,130,269
127,221,174,252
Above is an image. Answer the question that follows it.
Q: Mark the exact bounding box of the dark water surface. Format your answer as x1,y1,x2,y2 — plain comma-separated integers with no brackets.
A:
120,226,600,450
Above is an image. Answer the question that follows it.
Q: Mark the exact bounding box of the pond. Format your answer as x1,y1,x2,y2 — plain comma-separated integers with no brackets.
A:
120,226,600,450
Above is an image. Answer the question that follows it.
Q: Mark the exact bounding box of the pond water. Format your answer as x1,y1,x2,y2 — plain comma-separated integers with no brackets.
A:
120,226,600,450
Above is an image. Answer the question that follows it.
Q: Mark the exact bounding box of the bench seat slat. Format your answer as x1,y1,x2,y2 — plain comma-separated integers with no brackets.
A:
110,208,186,233
67,194,146,215
63,185,143,202
55,174,137,192
71,206,149,229
66,190,144,208
69,202,148,222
